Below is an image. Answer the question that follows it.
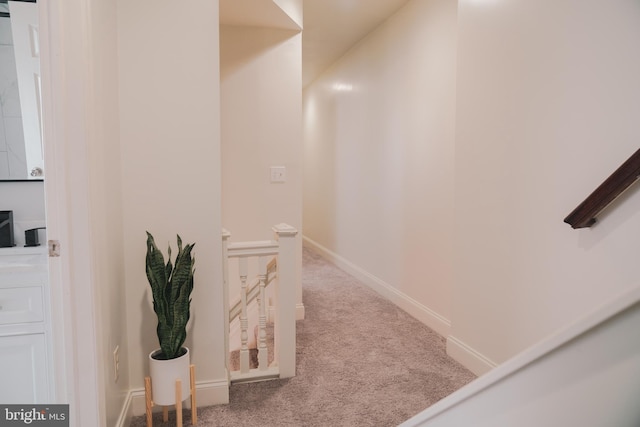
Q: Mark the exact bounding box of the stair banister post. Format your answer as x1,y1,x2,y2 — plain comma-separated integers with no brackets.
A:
222,229,231,381
272,223,298,378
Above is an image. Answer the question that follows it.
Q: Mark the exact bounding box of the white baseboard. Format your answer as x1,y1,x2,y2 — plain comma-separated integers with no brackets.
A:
115,377,230,426
115,390,135,427
446,335,497,376
303,236,451,337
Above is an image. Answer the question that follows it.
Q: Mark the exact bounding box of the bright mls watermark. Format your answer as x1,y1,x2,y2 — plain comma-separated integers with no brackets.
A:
0,405,69,426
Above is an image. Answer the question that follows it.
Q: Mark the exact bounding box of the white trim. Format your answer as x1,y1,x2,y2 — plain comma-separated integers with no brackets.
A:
400,284,640,426
191,378,231,407
40,0,102,425
114,390,135,427
230,367,280,384
446,335,497,376
38,0,68,405
303,236,451,337
116,377,230,424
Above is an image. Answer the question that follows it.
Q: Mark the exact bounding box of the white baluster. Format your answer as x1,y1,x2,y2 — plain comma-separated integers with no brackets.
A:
257,256,269,370
239,257,250,374
222,229,231,378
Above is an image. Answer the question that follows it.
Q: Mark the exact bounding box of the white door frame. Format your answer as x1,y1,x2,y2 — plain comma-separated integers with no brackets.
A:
39,0,102,425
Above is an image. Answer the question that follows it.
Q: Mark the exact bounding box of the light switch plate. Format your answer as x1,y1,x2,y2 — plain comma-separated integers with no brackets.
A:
270,166,286,183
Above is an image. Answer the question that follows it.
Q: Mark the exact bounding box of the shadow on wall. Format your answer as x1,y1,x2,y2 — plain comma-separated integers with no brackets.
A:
302,86,339,251
220,27,300,81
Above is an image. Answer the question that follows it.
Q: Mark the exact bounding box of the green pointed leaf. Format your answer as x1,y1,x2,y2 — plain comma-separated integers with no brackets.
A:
145,232,196,359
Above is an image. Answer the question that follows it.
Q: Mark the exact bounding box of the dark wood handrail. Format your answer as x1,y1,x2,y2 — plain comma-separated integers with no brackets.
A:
564,148,640,229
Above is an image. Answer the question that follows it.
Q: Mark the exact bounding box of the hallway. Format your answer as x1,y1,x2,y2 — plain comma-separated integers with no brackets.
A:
131,248,475,426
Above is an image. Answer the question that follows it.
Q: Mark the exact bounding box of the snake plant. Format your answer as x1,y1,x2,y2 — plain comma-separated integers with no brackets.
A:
145,232,195,360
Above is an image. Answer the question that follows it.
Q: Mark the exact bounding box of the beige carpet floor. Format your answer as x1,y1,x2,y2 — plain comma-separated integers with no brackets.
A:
130,247,476,427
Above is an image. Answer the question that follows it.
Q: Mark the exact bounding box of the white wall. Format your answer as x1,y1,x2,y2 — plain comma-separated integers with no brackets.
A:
303,0,457,335
220,25,303,311
303,0,640,378
118,0,226,408
85,0,129,424
450,0,640,373
220,26,302,242
41,0,225,423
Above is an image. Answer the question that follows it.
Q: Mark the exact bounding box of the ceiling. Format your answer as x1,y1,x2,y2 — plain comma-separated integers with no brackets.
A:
301,0,410,86
220,0,411,87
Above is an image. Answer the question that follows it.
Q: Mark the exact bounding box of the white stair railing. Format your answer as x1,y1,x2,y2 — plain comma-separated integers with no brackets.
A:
228,257,277,323
222,224,298,383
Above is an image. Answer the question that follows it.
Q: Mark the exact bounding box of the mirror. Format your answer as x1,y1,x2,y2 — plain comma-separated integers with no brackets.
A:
0,0,43,181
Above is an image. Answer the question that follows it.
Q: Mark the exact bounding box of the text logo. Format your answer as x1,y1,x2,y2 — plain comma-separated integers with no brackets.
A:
0,405,69,426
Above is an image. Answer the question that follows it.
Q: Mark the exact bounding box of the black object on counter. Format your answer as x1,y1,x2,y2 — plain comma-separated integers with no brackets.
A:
0,211,16,247
25,227,46,247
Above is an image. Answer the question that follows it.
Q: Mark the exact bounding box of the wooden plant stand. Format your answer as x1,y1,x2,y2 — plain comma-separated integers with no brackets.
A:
144,364,197,427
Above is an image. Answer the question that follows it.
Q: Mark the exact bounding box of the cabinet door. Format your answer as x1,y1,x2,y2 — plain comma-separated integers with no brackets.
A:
0,333,48,403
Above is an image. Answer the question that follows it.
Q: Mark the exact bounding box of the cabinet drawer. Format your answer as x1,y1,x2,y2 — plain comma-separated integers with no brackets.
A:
0,287,44,325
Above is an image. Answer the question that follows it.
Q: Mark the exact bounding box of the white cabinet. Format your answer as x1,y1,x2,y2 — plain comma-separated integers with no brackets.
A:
0,247,50,403
0,333,48,403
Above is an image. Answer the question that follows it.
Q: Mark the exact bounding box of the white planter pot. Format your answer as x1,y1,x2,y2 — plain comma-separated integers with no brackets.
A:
149,347,191,406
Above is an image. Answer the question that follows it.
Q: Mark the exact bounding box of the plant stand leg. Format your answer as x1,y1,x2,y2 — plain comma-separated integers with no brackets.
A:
190,364,197,424
146,365,196,427
176,379,183,427
144,377,153,427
